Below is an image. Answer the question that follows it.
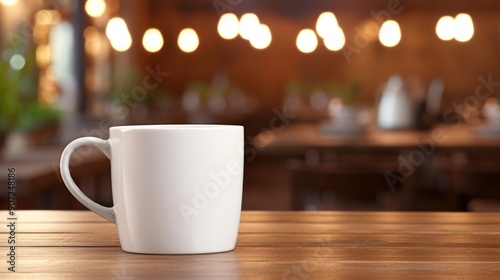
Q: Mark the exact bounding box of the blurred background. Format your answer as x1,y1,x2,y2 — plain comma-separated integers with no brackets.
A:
1,0,500,212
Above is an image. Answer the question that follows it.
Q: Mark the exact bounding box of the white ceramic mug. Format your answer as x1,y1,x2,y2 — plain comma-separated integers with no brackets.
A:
60,124,244,254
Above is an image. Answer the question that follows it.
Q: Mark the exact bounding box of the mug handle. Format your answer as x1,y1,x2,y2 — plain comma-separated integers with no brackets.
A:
60,137,115,223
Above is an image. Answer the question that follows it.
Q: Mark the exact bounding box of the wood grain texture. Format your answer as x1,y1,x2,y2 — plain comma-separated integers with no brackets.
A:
1,211,500,279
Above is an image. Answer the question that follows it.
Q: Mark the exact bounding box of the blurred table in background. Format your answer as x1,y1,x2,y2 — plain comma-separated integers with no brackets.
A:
0,146,110,209
258,123,500,156
250,123,500,211
1,123,499,211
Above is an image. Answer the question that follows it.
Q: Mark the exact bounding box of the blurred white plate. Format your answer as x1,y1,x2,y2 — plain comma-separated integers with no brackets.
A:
320,121,367,137
474,123,500,137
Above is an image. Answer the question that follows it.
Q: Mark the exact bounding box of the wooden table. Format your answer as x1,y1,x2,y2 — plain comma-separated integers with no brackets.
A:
1,211,500,278
258,123,500,156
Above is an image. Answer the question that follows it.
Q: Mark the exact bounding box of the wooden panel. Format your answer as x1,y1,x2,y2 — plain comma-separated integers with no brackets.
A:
125,0,500,109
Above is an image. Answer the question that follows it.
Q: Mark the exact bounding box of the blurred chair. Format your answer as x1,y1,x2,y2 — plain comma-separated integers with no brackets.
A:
286,153,409,211
442,153,500,212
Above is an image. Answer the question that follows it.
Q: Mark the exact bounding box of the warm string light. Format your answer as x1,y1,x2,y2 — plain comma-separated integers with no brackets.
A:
216,13,272,50
316,12,338,39
239,13,260,40
454,13,474,42
250,24,272,49
436,14,474,42
379,20,401,47
106,17,132,52
238,13,272,50
85,0,106,18
84,26,103,56
316,12,345,51
436,16,455,41
296,29,318,53
143,28,164,53
0,0,18,6
36,44,51,68
100,12,475,54
178,28,199,53
218,13,239,40
295,11,345,53
324,26,345,51
35,10,61,25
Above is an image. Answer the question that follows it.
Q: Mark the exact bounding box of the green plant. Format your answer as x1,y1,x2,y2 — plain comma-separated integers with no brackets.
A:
326,81,359,105
0,49,61,133
284,80,303,96
109,68,141,104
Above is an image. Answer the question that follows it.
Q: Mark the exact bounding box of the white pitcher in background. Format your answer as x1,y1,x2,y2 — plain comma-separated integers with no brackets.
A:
377,75,444,130
377,75,415,130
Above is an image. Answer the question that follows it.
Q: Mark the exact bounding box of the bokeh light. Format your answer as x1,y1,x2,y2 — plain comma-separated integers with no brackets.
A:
323,26,345,51
250,24,272,50
218,13,239,40
239,13,260,40
454,13,474,42
85,0,106,18
0,0,18,6
436,16,455,41
379,20,401,47
106,17,132,52
316,12,338,39
142,28,164,53
178,28,199,53
296,29,318,53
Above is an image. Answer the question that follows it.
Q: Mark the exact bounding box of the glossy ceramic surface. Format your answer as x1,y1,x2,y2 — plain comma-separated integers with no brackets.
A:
60,125,244,254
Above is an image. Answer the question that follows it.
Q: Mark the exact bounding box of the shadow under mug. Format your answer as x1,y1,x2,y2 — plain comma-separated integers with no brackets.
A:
60,124,244,254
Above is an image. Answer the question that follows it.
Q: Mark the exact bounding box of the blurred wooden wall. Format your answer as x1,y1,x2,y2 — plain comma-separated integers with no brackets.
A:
125,0,500,109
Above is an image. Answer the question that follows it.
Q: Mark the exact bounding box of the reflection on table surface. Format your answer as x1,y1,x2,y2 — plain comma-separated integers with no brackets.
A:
2,210,500,279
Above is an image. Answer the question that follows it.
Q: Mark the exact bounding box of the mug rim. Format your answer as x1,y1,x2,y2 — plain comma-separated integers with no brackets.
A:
110,124,242,132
